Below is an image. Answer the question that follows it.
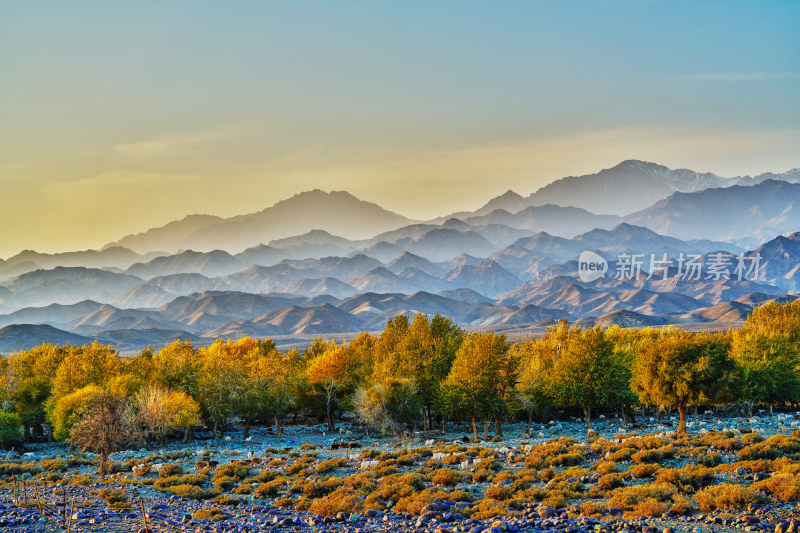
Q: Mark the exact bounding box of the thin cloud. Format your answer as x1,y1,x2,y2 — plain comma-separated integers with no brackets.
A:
115,126,255,156
679,72,800,82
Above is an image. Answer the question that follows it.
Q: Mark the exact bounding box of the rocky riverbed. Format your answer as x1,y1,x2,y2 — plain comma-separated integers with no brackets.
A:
1,411,799,533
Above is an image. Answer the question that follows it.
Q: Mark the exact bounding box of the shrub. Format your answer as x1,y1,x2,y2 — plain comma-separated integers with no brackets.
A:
193,507,225,520
607,447,636,462
96,488,129,509
598,473,624,490
213,463,251,481
753,473,800,502
594,461,622,474
470,498,508,519
656,465,715,493
214,476,237,492
0,462,43,476
308,487,363,516
154,473,207,490
607,483,677,513
253,478,287,498
549,453,585,467
234,483,253,495
693,483,766,512
634,497,668,517
39,459,68,472
212,495,241,506
697,452,723,467
316,458,347,475
431,468,462,487
631,445,674,464
738,435,800,461
167,484,215,500
630,463,660,479
158,463,184,478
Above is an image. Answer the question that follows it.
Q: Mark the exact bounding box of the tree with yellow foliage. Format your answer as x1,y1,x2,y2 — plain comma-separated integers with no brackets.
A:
731,301,800,417
307,344,354,432
442,332,513,441
631,330,738,434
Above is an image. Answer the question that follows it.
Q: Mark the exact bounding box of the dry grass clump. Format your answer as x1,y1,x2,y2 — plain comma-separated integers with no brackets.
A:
753,473,800,502
95,488,129,509
431,467,463,486
607,447,636,462
234,483,253,494
253,477,288,498
158,463,184,478
738,434,800,461
469,498,508,519
655,465,715,493
693,483,766,512
39,459,68,472
302,477,344,498
597,473,624,490
315,457,347,475
167,484,215,500
629,463,660,479
549,452,585,467
631,445,674,464
715,459,771,474
773,457,800,475
153,473,207,490
594,460,623,474
193,507,226,520
0,462,43,476
607,482,677,514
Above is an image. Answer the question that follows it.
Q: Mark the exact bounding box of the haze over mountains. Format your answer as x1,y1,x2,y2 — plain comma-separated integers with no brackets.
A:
2,160,799,353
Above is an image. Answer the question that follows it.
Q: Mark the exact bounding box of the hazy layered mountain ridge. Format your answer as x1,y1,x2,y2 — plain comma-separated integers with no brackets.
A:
2,160,799,353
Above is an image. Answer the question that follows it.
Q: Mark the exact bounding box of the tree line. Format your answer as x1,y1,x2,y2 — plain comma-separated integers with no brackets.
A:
1,300,799,455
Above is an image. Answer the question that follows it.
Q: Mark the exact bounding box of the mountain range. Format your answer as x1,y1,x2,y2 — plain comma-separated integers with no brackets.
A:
1,159,799,353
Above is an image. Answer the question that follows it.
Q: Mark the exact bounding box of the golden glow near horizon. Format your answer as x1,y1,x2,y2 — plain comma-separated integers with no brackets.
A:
1,2,798,257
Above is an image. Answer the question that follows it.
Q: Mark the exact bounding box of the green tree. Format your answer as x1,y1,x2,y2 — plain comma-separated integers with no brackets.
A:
631,331,738,434
442,332,512,441
196,339,252,438
2,344,67,438
731,326,800,417
0,411,22,449
548,325,631,432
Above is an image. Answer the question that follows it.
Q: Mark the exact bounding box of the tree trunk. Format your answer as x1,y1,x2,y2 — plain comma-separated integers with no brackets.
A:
183,426,190,443
274,415,282,438
212,420,218,440
693,405,698,421
525,412,532,435
243,416,251,438
442,416,447,434
677,403,687,434
483,416,489,440
494,414,503,438
583,406,592,432
769,403,773,419
471,416,478,442
747,401,753,418
326,400,334,432
100,451,108,480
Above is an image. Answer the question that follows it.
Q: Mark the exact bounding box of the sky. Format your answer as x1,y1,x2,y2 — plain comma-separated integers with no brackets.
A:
1,0,798,257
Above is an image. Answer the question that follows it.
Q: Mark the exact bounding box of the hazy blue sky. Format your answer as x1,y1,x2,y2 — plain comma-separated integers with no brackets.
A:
1,1,798,255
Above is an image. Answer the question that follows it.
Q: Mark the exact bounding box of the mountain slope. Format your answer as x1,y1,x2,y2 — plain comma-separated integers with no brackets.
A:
107,190,413,254
625,180,800,247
